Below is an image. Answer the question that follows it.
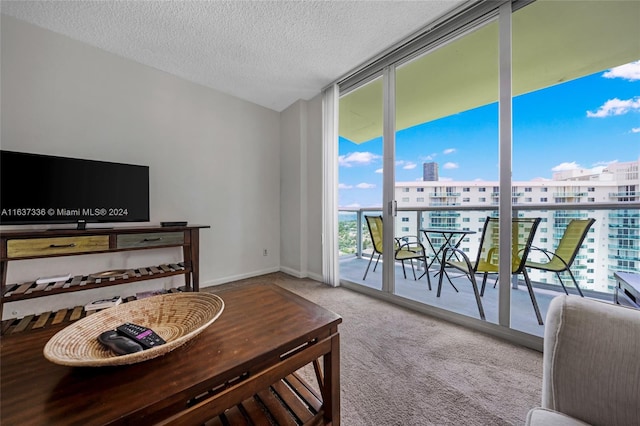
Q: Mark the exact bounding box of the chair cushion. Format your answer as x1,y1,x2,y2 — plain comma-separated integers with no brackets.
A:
526,408,591,426
395,249,424,260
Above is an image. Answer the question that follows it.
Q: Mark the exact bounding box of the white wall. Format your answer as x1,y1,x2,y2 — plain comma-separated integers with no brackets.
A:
280,101,305,276
1,15,284,318
305,94,324,281
279,96,324,282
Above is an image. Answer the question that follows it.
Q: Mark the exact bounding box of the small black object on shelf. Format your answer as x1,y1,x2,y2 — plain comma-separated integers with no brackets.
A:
161,221,187,227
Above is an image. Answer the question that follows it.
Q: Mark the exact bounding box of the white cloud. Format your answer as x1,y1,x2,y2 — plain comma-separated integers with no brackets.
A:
403,162,417,170
586,97,640,118
592,160,618,168
338,151,381,167
442,162,459,169
531,177,551,182
338,183,353,189
356,182,376,189
395,160,417,170
551,162,580,172
443,148,456,155
602,61,640,81
345,203,361,208
631,127,640,133
375,168,383,174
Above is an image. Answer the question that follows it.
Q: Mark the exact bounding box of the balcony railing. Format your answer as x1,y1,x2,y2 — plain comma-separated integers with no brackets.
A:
553,192,588,197
339,203,639,296
429,212,461,218
609,191,639,198
429,192,461,197
609,233,640,240
609,211,640,218
554,212,588,218
608,244,640,250
428,202,461,207
609,224,640,229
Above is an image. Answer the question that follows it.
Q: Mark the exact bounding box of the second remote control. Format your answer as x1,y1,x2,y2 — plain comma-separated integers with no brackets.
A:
116,322,166,349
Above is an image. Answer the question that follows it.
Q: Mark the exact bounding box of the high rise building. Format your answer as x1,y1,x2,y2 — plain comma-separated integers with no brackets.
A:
395,158,640,294
423,162,438,181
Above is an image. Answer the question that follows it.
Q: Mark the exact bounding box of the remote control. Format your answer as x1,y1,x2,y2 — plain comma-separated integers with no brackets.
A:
97,330,144,355
116,322,166,349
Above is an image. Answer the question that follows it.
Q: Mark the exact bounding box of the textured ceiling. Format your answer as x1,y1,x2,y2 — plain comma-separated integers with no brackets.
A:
0,0,466,112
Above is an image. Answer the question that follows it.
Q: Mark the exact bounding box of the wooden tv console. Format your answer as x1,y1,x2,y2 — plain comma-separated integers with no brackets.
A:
0,224,209,334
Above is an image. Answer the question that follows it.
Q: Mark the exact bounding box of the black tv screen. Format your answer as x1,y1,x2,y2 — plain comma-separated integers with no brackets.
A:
1,151,150,226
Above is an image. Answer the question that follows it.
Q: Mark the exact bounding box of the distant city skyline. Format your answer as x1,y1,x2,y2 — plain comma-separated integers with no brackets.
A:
338,60,640,208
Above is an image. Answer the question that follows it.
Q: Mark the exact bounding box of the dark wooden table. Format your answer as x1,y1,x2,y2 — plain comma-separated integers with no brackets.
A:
1,283,342,425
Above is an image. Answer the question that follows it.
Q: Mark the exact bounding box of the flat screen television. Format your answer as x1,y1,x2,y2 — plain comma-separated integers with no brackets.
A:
1,150,150,228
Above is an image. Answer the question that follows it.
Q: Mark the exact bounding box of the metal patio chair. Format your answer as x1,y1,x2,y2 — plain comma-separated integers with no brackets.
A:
363,215,431,289
525,218,595,297
437,216,543,324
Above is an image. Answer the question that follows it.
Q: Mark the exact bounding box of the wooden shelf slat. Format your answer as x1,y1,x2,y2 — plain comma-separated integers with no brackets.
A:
12,282,34,295
2,264,187,303
2,284,18,296
239,397,272,426
285,373,323,412
257,388,298,426
198,374,326,426
51,309,68,325
32,312,52,329
27,282,49,294
12,315,34,334
69,306,84,321
2,289,180,335
48,280,69,291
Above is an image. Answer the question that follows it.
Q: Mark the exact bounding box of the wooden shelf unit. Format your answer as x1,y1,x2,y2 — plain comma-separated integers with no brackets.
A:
1,287,186,335
0,224,209,325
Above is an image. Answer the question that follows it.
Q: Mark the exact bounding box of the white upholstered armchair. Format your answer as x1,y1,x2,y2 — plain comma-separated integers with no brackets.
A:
526,294,640,426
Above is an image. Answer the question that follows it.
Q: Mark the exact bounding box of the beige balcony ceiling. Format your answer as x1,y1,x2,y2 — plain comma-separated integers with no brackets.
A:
339,0,640,144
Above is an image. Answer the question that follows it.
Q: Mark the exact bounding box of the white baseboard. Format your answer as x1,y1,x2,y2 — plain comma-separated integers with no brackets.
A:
199,266,324,291
306,271,323,282
279,266,306,278
279,268,324,283
200,267,280,288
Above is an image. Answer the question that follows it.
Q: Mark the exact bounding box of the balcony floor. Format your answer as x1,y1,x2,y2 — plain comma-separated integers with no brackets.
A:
340,256,605,337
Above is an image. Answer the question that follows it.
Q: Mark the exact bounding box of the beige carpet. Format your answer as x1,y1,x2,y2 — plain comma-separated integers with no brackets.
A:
207,272,543,425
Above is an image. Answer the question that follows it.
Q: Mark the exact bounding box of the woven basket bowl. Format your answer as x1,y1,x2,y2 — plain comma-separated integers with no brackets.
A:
44,292,224,367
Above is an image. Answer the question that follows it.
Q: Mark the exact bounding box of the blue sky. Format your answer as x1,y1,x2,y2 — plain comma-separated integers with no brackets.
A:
339,60,640,208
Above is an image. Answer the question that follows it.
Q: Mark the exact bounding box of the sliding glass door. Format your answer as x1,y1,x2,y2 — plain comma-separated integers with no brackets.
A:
338,76,385,291
334,0,639,343
393,19,500,321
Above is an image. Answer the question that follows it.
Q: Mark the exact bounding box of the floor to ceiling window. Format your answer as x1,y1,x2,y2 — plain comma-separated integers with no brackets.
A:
338,76,384,291
511,0,640,334
393,19,500,324
334,0,639,346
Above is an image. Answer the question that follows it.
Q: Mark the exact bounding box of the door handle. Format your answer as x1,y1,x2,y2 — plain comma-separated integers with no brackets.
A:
388,200,397,217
